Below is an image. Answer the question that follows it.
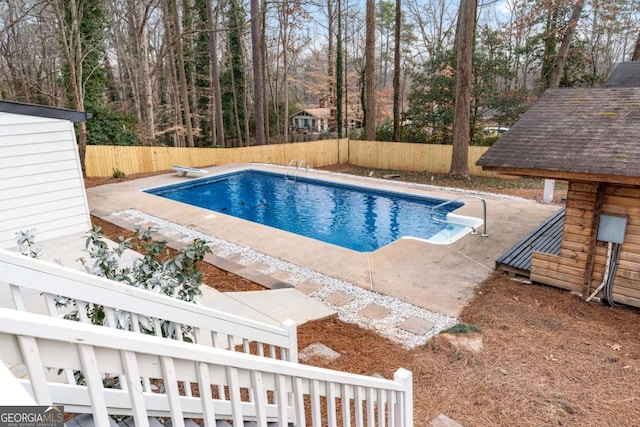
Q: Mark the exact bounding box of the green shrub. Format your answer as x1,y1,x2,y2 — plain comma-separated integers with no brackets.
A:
112,168,125,179
440,323,481,334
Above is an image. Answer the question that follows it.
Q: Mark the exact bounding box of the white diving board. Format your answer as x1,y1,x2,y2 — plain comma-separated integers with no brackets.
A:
172,165,209,177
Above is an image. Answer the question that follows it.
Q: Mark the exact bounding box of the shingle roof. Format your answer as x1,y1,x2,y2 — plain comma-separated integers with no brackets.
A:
604,62,640,87
476,87,640,178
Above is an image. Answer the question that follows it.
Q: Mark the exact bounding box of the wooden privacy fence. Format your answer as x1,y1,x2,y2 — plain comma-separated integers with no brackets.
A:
85,139,349,177
350,140,493,176
85,138,494,178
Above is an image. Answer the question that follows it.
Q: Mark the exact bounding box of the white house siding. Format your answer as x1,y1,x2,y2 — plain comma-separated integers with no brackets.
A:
0,112,91,249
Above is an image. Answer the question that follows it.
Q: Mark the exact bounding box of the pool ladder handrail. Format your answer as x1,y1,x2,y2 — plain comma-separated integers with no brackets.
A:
285,159,309,181
429,195,488,237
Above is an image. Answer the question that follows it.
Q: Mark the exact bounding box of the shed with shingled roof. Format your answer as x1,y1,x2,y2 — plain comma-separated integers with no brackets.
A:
477,62,640,308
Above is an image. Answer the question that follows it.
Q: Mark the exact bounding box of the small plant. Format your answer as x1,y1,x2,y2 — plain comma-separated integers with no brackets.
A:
17,227,211,394
75,226,212,330
112,168,126,179
16,226,211,333
15,229,42,259
440,323,481,334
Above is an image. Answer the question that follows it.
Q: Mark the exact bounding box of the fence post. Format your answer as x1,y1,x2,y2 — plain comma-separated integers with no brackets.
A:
394,368,413,427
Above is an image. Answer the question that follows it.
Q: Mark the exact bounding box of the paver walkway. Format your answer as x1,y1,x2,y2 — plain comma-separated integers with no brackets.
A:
98,209,458,348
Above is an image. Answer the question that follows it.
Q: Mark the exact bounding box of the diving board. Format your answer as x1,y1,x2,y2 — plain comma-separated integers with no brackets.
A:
172,166,208,177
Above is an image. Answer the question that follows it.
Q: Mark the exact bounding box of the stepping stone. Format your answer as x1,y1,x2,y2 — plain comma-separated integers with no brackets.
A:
223,253,245,264
296,280,323,295
299,342,341,362
246,261,270,273
359,304,391,320
399,316,435,335
270,270,293,282
207,247,227,257
430,413,464,427
324,291,354,306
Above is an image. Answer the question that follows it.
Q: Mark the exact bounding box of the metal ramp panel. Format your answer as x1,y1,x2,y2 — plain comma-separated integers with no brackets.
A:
496,207,565,276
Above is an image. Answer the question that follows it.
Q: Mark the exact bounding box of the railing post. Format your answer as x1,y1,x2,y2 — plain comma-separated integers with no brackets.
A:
282,318,298,362
394,368,413,427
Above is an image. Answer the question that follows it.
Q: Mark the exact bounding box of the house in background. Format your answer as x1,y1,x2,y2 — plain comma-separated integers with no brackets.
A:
0,100,91,249
290,107,332,133
477,62,640,308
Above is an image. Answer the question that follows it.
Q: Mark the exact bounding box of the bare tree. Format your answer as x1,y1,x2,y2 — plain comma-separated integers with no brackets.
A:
549,0,585,88
392,0,401,141
631,27,640,60
278,0,291,143
131,0,156,142
205,0,225,147
404,0,456,63
49,0,89,174
364,0,376,140
449,0,477,178
168,0,195,147
327,0,336,107
250,0,266,145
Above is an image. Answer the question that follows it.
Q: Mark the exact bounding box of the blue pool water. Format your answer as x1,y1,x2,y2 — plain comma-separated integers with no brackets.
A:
145,170,465,252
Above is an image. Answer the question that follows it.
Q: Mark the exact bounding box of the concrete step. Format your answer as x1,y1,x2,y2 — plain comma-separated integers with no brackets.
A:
222,288,336,324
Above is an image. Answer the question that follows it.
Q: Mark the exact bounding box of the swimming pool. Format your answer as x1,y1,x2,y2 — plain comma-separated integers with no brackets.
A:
145,170,478,252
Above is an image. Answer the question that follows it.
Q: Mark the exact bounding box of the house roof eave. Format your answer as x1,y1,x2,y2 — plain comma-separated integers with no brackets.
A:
481,166,640,185
0,100,90,123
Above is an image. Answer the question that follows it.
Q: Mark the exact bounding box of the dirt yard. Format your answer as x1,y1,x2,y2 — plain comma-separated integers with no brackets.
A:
88,166,640,426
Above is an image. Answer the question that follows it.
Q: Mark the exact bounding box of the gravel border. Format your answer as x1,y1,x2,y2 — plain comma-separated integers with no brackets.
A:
112,209,458,348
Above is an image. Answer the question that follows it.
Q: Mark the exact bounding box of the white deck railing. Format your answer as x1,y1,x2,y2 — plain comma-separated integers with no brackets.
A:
0,308,413,427
0,248,297,362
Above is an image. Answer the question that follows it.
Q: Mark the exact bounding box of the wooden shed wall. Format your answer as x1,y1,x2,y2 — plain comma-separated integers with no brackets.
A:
531,181,640,307
0,112,91,249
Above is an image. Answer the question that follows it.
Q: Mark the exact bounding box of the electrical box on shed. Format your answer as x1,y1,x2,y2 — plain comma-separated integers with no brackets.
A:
597,214,627,244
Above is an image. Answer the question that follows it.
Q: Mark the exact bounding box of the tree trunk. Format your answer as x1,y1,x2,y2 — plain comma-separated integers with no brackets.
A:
284,37,289,143
449,0,477,179
539,7,558,91
261,0,269,144
162,0,185,146
226,35,243,146
170,0,195,147
205,1,225,147
364,0,376,140
392,0,401,141
242,49,250,145
51,0,87,175
327,0,335,107
250,0,266,145
336,0,343,138
631,29,640,61
133,0,155,143
549,0,585,89
281,3,290,143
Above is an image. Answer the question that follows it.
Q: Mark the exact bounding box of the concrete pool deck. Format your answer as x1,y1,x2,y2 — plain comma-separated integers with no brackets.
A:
86,163,561,318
